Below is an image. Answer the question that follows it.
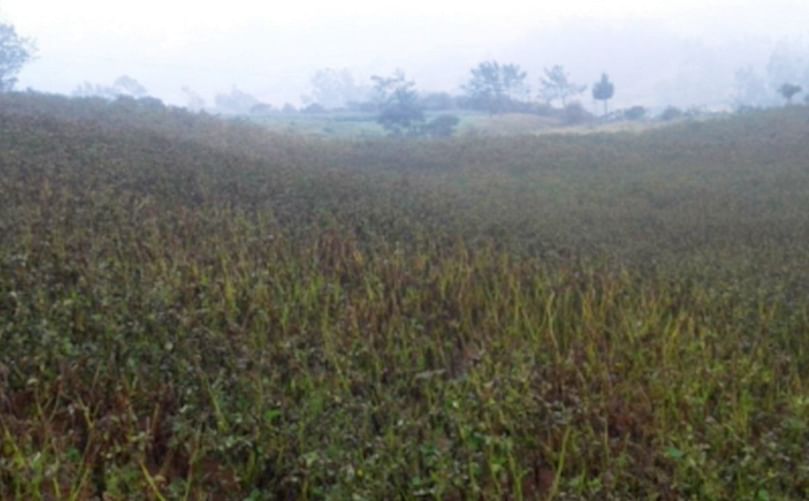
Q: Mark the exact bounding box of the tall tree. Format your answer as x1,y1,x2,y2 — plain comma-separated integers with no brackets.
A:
592,73,615,115
371,69,409,107
0,22,35,92
371,71,424,136
778,83,802,105
767,43,809,97
539,65,586,107
304,68,369,110
463,61,528,114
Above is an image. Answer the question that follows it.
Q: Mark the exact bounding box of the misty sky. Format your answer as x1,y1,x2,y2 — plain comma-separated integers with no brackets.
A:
3,0,809,109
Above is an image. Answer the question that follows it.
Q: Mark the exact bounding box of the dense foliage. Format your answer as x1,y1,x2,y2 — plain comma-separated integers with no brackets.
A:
2,93,809,499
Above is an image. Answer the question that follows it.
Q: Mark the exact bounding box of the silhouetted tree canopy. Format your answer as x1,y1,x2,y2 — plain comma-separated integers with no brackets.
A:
624,105,646,120
181,86,206,112
372,71,424,136
539,65,586,107
463,61,528,114
304,68,369,110
113,75,148,98
214,87,261,114
73,75,150,100
592,73,615,114
660,106,683,121
0,22,35,92
778,83,802,104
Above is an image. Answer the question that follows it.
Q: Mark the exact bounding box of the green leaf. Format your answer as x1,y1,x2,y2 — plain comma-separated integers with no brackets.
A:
665,447,685,461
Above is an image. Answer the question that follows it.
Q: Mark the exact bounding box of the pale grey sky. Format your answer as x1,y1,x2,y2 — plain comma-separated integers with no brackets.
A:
2,0,808,107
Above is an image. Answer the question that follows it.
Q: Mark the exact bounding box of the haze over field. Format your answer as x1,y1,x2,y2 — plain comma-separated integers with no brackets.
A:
3,0,809,109
4,1,809,498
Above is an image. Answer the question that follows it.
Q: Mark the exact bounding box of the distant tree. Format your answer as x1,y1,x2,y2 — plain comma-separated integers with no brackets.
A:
371,71,424,136
301,103,326,114
539,65,586,107
463,61,528,114
214,87,260,114
103,94,165,113
181,86,206,112
501,63,529,100
74,75,149,100
0,22,35,92
370,69,408,106
778,83,802,104
591,73,615,115
623,106,646,120
113,75,148,98
135,96,165,111
72,82,117,99
303,68,370,110
767,44,809,97
250,103,274,115
660,106,683,121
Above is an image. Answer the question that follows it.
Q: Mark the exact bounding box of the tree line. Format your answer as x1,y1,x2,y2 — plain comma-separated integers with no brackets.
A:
1,18,806,138
357,63,617,136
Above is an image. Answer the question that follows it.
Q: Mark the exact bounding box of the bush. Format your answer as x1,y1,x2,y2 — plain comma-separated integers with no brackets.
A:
455,95,544,115
301,103,326,114
624,106,647,120
250,103,274,115
660,106,683,121
345,100,377,113
562,102,592,125
420,114,461,137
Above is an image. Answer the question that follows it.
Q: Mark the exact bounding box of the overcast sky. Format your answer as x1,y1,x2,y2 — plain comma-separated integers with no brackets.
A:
3,0,808,108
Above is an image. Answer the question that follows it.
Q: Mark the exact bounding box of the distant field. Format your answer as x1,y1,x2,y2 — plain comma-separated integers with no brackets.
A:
2,93,809,499
247,109,593,137
247,108,697,139
248,110,387,137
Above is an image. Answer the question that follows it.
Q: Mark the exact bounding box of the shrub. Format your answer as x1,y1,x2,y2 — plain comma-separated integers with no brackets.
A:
420,114,461,137
562,101,592,125
250,103,274,115
301,102,326,114
624,105,647,120
660,106,683,121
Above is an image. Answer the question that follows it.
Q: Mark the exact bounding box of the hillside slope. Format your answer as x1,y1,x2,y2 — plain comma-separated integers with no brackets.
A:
2,93,809,499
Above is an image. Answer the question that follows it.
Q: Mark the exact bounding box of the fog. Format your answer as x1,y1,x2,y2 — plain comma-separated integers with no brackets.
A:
3,0,809,110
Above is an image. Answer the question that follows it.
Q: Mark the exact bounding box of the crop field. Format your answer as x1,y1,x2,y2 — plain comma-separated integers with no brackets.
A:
1,93,809,499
